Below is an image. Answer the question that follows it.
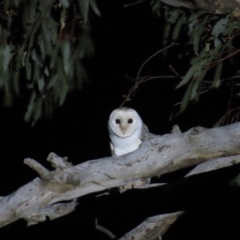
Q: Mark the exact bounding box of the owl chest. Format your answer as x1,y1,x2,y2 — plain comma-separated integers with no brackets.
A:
111,134,142,155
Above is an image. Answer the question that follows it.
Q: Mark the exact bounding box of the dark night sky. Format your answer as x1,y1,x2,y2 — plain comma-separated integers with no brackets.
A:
1,1,240,239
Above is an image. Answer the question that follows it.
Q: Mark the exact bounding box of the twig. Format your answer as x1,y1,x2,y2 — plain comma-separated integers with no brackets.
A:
209,49,240,68
169,65,180,77
95,218,116,239
120,75,178,107
123,0,145,7
120,44,179,107
136,44,178,80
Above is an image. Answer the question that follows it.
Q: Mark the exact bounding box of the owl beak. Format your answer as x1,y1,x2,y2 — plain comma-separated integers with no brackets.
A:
120,125,127,134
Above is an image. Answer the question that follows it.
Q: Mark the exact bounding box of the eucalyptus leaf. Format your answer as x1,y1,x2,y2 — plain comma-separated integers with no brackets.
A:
213,120,221,128
25,60,32,80
89,0,100,16
12,71,20,96
37,77,45,94
61,41,71,74
33,63,40,83
32,97,43,125
212,62,222,88
223,21,237,36
180,80,194,112
162,23,171,46
59,78,68,105
0,72,6,88
172,14,185,40
167,9,183,24
0,0,95,122
2,45,11,71
76,61,88,88
212,17,229,38
79,0,89,23
60,0,70,8
4,92,13,107
192,19,207,55
190,69,207,100
152,0,161,15
25,91,36,122
47,75,58,90
50,44,60,69
176,64,198,89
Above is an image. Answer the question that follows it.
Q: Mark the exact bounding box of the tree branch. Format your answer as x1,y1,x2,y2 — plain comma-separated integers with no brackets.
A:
119,211,184,240
1,122,240,227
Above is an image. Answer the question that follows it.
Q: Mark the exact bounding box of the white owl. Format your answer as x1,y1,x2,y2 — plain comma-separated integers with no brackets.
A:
108,107,149,156
108,107,150,189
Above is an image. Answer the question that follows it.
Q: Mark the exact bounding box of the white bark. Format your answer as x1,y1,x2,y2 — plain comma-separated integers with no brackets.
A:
119,211,184,240
185,155,240,177
1,123,240,228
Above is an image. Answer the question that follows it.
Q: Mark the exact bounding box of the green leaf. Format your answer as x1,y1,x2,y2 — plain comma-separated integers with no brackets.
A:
44,67,50,77
25,91,36,122
190,69,207,100
176,64,198,89
13,71,20,96
75,61,88,88
172,14,185,40
60,0,70,8
37,77,45,94
33,63,40,83
223,20,237,36
0,72,5,88
180,80,194,112
89,0,100,16
152,0,161,16
59,79,68,105
167,9,183,24
230,173,240,186
78,33,95,58
213,120,221,128
2,45,11,71
212,62,222,88
212,17,229,38
61,41,71,74
192,19,207,55
79,0,89,23
25,60,32,80
32,97,42,125
50,44,61,69
4,92,13,107
162,23,171,46
47,75,58,90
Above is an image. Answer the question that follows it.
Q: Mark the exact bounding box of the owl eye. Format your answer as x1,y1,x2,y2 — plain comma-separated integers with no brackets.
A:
115,119,120,124
128,119,133,123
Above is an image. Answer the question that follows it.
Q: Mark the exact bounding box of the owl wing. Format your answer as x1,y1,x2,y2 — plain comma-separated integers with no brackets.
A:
140,123,149,142
110,142,117,156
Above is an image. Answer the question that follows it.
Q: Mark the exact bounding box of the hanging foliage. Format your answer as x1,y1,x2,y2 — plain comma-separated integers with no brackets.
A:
0,0,100,124
151,1,240,115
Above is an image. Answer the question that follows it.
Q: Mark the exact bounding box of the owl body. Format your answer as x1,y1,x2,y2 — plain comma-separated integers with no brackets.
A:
108,108,148,156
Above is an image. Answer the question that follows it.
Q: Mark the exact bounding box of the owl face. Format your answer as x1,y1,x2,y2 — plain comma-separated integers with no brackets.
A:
109,108,140,137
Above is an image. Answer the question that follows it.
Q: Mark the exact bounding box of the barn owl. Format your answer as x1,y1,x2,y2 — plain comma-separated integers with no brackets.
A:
108,107,149,156
108,107,150,189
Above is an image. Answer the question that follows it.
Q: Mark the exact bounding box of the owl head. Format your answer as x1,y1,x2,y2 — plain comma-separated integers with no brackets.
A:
108,107,141,137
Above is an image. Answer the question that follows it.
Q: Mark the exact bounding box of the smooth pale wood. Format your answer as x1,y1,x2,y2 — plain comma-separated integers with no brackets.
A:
1,123,240,227
119,211,184,240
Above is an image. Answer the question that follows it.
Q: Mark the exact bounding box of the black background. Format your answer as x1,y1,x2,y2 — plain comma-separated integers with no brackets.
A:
1,1,240,239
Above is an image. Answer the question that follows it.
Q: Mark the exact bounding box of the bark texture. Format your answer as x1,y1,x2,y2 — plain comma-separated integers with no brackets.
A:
0,123,240,228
